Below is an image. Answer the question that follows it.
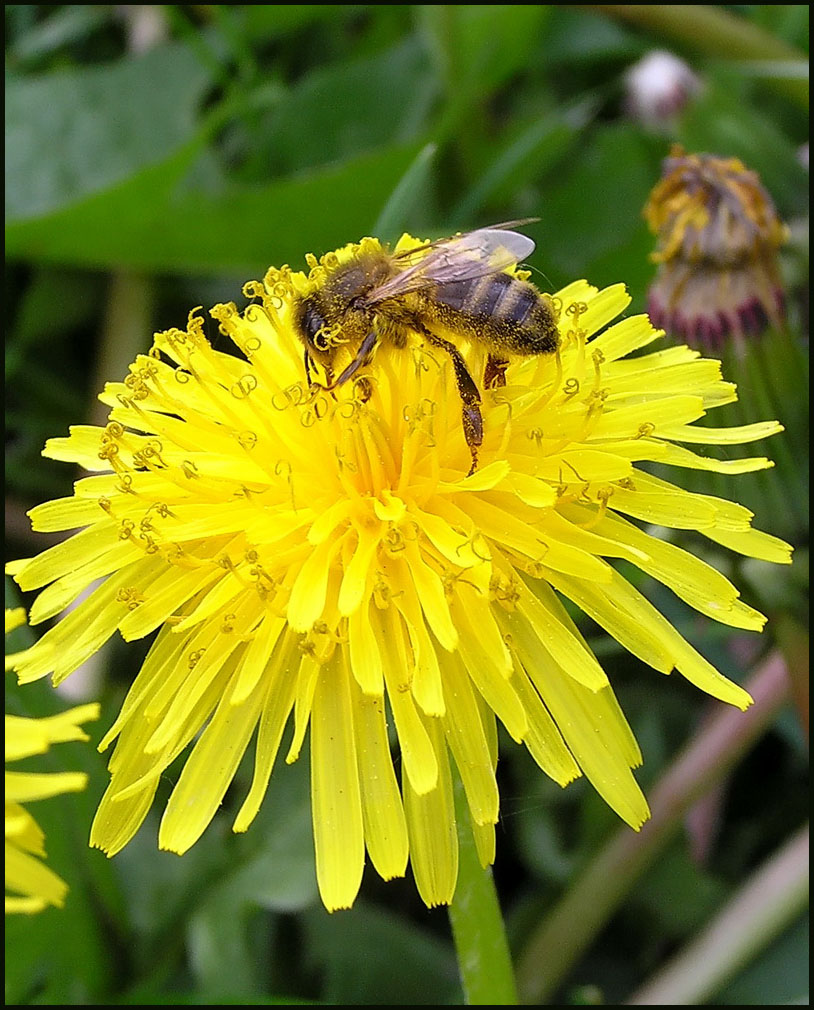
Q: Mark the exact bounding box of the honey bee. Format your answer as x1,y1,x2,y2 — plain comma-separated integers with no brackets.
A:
293,224,559,473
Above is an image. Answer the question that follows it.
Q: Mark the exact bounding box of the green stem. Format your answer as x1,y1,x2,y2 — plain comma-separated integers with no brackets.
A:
449,777,519,1005
584,5,808,108
625,824,809,1005
515,651,790,1004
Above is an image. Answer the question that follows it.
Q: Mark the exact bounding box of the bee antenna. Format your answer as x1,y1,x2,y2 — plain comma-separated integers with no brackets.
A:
524,261,556,290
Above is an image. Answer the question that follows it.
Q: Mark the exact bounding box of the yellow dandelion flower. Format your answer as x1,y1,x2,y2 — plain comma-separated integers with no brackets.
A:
5,609,99,914
645,145,788,346
6,235,791,912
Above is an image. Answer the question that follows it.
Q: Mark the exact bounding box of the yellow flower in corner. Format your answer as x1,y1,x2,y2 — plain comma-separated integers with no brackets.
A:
6,235,791,912
6,608,100,914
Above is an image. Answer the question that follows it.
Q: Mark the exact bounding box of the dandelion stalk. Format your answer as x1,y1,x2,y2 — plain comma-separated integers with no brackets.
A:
448,775,518,1006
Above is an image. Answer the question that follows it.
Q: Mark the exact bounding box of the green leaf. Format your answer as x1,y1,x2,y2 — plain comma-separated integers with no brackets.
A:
6,267,105,381
530,124,662,295
303,902,464,1005
183,753,317,994
450,97,597,223
6,5,110,67
744,6,811,51
6,140,429,275
373,142,438,241
543,8,645,66
260,38,435,174
419,6,550,99
239,5,367,40
633,845,727,935
6,40,213,221
202,755,318,916
187,902,271,997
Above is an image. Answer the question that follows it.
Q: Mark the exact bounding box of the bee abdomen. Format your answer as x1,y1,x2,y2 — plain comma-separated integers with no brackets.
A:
490,279,538,327
437,274,540,324
433,274,558,355
434,273,507,315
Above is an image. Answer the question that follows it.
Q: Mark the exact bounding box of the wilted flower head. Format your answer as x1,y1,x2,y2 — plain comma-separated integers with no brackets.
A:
645,146,788,347
623,51,701,130
5,609,99,914
6,235,791,911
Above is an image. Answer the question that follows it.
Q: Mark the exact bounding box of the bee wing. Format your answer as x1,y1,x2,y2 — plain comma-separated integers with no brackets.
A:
364,227,535,305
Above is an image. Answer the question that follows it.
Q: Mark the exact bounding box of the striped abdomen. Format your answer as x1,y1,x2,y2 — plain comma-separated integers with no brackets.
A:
429,272,558,355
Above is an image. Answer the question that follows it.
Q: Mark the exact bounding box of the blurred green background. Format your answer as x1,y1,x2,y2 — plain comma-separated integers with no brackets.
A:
5,5,809,1005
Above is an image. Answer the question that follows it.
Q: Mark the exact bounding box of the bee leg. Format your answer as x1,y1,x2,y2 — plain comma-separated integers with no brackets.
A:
303,350,334,390
326,331,379,390
419,327,483,475
484,354,509,389
353,375,374,403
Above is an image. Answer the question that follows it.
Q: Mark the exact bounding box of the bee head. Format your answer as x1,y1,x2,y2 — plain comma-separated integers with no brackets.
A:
295,293,337,366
